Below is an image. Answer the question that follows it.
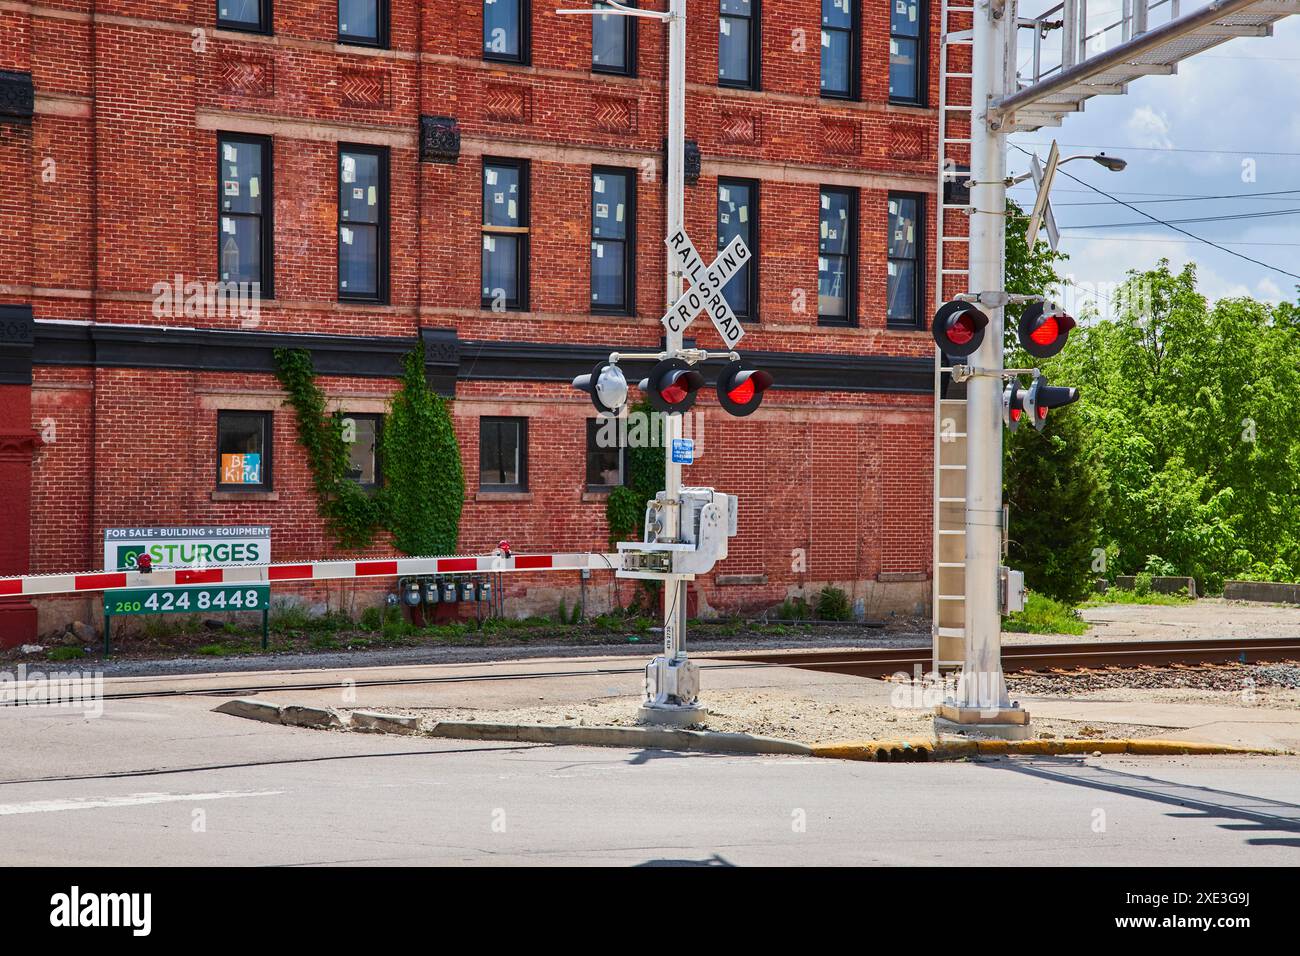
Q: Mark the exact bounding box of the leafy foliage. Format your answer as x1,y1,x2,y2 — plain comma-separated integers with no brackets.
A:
605,400,663,544
1001,592,1088,635
274,344,464,558
273,348,387,551
1047,261,1300,589
383,342,465,556
1004,408,1102,604
814,585,852,621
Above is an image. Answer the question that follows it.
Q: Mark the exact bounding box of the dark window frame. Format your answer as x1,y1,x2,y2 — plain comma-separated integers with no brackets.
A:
217,132,274,299
483,0,531,66
590,166,636,316
343,412,384,490
585,418,627,492
889,0,927,107
479,416,529,493
216,410,274,493
819,0,860,101
338,0,390,48
718,0,761,91
592,0,637,76
717,176,760,324
818,185,858,328
216,0,273,35
337,143,390,304
886,191,926,330
481,157,530,312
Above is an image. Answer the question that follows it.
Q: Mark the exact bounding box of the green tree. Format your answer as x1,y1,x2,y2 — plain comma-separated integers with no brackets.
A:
383,343,465,556
1052,261,1300,588
1000,198,1103,601
1004,408,1102,603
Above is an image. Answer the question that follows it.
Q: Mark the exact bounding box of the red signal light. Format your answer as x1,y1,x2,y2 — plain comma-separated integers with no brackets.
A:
661,380,691,404
932,301,988,357
727,377,756,404
1018,304,1076,358
639,358,705,414
716,361,772,417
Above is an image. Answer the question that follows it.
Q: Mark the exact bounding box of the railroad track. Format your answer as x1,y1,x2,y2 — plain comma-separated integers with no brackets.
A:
713,637,1300,679
3,637,1296,705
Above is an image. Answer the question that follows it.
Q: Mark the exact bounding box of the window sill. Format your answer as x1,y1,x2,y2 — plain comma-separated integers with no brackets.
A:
582,489,615,502
212,490,279,502
476,491,533,503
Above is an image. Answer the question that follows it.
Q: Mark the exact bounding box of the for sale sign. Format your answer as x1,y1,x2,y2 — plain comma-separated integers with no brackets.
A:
103,526,271,572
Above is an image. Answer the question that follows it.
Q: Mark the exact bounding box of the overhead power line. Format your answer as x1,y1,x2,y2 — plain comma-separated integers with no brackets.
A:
1012,144,1300,283
1063,207,1300,229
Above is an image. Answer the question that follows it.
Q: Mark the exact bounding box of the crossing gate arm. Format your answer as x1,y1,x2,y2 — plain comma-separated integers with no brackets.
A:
0,552,622,599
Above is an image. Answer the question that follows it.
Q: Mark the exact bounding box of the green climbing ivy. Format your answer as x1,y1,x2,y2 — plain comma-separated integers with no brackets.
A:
274,343,464,557
273,348,387,552
383,342,465,556
604,400,664,545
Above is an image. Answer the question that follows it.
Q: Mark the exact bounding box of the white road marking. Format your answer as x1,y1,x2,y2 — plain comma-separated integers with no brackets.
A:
0,790,284,816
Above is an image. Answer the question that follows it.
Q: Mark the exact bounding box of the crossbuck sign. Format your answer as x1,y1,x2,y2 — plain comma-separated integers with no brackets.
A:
661,229,750,348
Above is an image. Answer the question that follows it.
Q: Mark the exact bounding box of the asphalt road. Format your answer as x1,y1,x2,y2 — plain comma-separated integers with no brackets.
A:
2,697,1298,866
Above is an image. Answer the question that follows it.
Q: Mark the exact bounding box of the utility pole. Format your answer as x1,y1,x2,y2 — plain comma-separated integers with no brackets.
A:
935,0,1030,737
560,0,704,722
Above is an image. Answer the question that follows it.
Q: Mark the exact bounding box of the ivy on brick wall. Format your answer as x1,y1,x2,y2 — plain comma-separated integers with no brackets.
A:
382,342,465,556
272,344,463,557
273,348,388,552
605,400,663,545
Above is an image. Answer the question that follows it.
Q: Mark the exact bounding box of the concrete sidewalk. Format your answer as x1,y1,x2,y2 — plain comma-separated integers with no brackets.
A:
100,651,1298,753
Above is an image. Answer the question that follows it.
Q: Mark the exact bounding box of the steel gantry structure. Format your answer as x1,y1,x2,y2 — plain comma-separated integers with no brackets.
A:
932,0,1298,733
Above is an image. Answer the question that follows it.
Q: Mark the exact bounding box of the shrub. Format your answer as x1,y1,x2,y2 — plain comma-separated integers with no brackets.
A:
815,586,851,621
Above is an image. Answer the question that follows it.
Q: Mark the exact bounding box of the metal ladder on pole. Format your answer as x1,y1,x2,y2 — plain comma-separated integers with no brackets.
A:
932,0,976,671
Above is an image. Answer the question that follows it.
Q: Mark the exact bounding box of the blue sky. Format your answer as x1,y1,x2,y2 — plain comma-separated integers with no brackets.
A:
1004,6,1300,315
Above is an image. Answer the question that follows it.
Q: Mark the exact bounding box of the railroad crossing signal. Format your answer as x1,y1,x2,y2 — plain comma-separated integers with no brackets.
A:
640,357,705,415
1002,379,1025,433
1017,302,1076,358
931,300,989,358
661,229,750,348
571,361,628,417
1023,374,1079,431
716,360,772,417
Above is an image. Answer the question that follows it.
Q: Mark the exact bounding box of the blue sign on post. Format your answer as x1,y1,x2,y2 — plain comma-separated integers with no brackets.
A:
671,438,695,465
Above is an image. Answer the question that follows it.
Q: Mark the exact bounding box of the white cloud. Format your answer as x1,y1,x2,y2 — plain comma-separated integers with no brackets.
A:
1125,106,1174,151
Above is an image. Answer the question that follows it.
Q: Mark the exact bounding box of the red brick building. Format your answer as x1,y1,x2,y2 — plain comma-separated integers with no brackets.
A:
0,0,945,643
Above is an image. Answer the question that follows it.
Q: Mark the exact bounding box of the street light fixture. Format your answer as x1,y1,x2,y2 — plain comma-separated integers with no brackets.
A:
1007,151,1127,186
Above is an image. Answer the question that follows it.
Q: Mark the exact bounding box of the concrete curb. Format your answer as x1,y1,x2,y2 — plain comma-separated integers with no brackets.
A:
812,738,1288,761
279,704,345,730
212,698,284,724
425,720,814,756
213,699,344,730
351,710,421,735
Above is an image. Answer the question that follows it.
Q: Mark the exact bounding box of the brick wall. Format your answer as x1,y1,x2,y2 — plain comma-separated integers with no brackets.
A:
3,1,947,637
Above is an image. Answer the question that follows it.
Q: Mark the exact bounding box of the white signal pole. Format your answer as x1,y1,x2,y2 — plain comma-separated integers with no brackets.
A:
935,0,1029,736
559,0,703,721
